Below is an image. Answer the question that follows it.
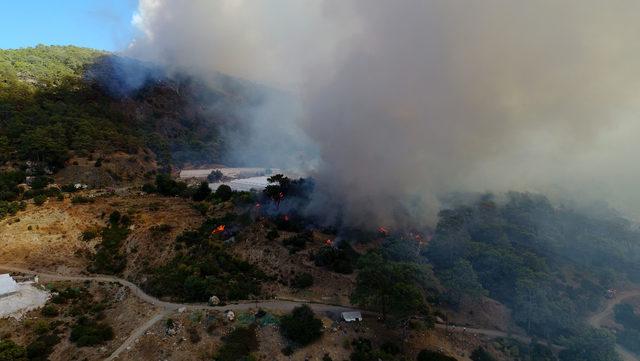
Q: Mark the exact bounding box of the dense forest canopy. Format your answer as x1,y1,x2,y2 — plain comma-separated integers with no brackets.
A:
427,192,640,342
0,45,254,169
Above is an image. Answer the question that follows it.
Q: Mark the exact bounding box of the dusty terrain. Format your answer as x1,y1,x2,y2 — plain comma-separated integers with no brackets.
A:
230,223,357,306
120,308,468,361
0,280,158,361
441,297,524,335
0,189,532,361
55,150,158,188
0,192,203,276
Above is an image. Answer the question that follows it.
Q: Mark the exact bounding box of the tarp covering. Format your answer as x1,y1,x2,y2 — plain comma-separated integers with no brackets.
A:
0,274,18,297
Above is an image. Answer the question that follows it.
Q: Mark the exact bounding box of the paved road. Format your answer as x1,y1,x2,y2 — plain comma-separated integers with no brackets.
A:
588,289,640,361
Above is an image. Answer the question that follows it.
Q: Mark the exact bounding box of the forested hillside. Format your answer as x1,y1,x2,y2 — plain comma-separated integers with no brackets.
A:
426,192,640,350
0,45,245,169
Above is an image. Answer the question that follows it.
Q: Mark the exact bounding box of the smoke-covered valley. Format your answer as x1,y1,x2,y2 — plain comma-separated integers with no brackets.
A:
4,3,640,359
123,0,640,227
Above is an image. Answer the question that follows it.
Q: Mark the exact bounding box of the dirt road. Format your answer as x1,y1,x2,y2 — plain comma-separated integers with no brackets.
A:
0,265,361,360
587,289,640,361
6,264,635,361
103,311,169,361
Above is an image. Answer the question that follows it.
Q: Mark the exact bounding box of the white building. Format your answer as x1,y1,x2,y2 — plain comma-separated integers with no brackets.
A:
341,311,363,322
0,274,18,298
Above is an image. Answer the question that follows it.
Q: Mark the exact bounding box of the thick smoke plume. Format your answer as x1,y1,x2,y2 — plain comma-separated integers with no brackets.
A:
129,0,640,226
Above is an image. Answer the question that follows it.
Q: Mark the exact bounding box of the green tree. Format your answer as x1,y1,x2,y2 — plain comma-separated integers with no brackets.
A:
33,194,47,206
279,305,323,346
215,325,258,361
70,317,114,347
439,259,486,306
0,136,10,161
351,252,428,321
417,349,457,361
214,184,233,201
291,273,314,289
192,181,211,202
207,169,223,182
470,347,497,361
0,339,27,361
559,328,621,361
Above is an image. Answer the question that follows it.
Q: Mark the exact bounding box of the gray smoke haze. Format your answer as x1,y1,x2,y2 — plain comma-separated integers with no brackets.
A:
128,0,640,226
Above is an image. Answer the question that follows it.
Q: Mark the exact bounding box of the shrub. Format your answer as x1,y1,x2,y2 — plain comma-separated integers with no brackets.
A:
90,214,129,274
417,349,458,361
281,346,294,356
266,229,280,240
70,317,114,347
0,339,27,361
291,273,314,289
60,184,78,193
283,232,311,254
617,328,640,354
192,182,211,202
142,183,156,193
81,230,97,241
214,184,233,202
33,194,47,206
215,325,258,361
470,347,497,361
614,303,640,331
150,224,172,237
207,170,223,182
26,334,60,360
192,202,209,216
314,243,357,274
31,176,53,190
280,305,323,346
349,338,376,361
71,195,92,204
33,320,50,335
188,327,201,344
108,210,121,224
155,174,188,197
41,305,59,317
380,341,401,355
147,217,264,302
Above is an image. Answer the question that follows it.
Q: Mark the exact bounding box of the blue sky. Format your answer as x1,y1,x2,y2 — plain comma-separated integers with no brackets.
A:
0,0,138,51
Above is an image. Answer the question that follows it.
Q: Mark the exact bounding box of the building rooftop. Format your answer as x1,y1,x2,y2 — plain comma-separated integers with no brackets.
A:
341,311,363,322
0,274,18,297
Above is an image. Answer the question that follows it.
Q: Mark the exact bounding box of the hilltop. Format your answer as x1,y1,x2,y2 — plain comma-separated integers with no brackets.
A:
0,45,253,175
1,45,640,361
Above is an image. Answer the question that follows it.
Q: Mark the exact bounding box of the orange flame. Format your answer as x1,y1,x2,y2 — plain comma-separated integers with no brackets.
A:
212,225,226,234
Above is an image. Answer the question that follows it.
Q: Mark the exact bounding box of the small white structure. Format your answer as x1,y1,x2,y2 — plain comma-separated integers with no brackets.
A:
0,274,18,298
341,311,363,322
0,274,50,319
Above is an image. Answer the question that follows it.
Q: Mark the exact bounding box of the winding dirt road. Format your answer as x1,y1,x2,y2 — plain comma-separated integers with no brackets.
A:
587,289,640,361
4,264,637,361
0,265,360,360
